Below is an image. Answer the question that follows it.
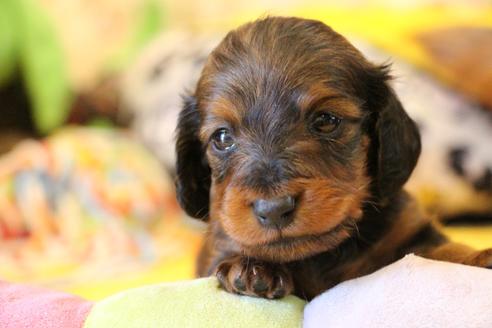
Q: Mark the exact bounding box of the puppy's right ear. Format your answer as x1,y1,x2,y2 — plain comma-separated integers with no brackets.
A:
175,95,211,220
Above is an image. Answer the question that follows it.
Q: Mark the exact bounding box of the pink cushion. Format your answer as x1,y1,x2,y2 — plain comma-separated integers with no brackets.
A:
0,280,93,328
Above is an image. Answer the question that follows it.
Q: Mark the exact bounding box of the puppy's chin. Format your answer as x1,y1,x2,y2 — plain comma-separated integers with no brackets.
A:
237,222,353,262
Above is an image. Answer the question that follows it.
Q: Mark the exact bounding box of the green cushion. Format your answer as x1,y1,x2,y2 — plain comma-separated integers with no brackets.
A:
83,277,306,328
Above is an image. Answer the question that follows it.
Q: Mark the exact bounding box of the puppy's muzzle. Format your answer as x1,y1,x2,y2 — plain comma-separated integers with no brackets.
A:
252,195,296,229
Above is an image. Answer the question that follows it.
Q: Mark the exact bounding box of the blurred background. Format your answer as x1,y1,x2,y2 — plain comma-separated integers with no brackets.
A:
0,0,491,300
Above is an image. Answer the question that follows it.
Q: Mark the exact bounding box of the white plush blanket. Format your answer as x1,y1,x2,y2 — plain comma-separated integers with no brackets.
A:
304,254,492,328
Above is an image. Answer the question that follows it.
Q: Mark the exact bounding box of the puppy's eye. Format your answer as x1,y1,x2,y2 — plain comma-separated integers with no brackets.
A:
211,128,235,152
312,112,341,134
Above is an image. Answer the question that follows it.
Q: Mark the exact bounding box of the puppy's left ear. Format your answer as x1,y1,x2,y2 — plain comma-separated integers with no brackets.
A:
363,65,421,201
175,95,211,220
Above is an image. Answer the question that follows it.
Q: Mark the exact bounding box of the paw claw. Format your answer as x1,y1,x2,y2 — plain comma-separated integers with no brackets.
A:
214,256,293,299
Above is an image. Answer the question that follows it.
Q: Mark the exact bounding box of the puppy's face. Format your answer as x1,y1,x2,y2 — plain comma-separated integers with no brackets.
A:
176,17,421,262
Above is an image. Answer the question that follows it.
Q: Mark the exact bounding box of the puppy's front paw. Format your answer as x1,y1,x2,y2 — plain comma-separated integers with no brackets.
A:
214,256,293,299
468,249,492,269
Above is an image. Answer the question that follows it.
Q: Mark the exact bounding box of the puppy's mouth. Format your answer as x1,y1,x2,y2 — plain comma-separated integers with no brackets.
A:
238,216,354,262
262,222,346,248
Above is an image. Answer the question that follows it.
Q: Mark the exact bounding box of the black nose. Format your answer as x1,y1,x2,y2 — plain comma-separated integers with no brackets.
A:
252,196,296,229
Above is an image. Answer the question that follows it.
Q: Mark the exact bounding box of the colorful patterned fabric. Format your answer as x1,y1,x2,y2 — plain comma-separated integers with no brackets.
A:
0,127,181,283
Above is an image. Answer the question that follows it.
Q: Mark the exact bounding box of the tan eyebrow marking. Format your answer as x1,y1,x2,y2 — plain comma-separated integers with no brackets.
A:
298,83,362,119
199,97,242,141
297,83,340,111
209,97,241,124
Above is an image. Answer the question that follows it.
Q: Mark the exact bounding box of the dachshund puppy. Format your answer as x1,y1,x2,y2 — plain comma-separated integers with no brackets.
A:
175,17,492,300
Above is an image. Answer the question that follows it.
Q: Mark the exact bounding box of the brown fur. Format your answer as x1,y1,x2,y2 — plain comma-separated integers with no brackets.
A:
175,17,492,301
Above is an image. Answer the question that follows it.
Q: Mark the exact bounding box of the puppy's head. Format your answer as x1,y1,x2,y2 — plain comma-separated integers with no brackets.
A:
176,17,420,262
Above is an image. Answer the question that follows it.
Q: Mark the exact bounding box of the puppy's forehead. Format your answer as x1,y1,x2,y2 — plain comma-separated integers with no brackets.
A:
205,73,301,125
198,17,370,129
